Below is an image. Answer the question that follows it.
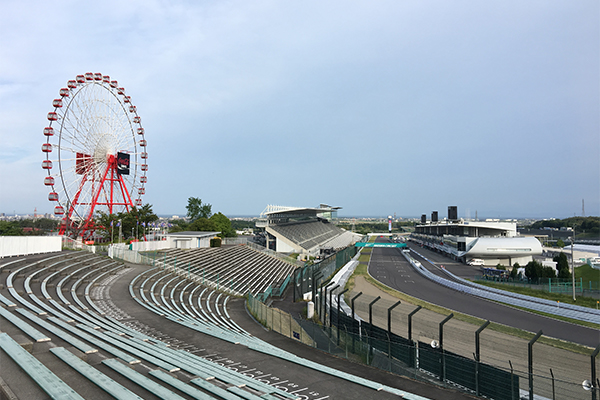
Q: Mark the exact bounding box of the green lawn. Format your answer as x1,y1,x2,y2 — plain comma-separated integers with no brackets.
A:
576,264,600,286
475,279,599,309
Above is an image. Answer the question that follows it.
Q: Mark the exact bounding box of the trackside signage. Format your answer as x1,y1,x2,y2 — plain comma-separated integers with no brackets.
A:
355,242,408,248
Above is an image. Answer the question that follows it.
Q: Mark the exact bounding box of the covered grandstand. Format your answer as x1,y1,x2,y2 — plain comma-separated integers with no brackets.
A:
257,204,363,256
412,207,543,266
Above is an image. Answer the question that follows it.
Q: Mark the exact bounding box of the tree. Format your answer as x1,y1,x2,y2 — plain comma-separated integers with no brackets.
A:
210,212,236,238
510,263,520,279
553,252,571,279
556,239,565,248
189,218,218,232
95,212,120,242
0,221,24,236
186,197,212,221
525,261,544,283
168,219,188,233
541,266,556,278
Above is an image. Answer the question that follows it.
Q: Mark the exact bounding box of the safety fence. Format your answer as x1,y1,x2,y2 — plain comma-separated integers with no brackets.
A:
250,288,599,399
342,291,598,399
108,244,159,265
247,294,316,348
290,244,359,301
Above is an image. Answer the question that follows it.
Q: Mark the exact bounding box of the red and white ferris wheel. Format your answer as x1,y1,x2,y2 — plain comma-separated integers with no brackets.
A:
42,72,147,238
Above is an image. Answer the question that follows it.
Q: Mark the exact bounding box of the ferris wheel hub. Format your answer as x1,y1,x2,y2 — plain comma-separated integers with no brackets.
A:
94,134,115,163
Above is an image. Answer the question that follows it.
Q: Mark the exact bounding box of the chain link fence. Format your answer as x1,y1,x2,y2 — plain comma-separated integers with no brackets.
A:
248,288,600,399
343,292,599,400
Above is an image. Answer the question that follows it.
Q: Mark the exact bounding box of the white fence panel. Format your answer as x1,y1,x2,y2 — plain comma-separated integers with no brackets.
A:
0,236,62,258
130,241,170,252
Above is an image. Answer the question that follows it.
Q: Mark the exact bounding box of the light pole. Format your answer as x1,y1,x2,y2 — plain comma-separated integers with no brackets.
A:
571,228,576,301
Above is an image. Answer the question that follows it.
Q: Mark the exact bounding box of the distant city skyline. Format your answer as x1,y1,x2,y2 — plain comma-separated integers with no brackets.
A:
1,1,598,220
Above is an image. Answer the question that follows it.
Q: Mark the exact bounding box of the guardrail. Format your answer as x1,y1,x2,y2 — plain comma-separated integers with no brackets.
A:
405,250,600,324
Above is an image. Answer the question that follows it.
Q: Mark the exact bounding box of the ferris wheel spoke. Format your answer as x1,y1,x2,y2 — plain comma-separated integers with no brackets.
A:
58,117,95,154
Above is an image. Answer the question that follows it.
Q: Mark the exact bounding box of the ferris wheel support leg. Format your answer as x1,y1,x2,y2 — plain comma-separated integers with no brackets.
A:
84,160,114,237
117,173,135,212
65,172,89,237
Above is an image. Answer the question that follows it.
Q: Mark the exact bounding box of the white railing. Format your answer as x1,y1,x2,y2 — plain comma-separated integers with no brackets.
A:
130,240,170,252
222,237,250,245
108,244,156,265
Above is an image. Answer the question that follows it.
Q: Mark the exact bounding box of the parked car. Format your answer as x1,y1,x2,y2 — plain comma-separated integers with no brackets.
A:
468,258,485,266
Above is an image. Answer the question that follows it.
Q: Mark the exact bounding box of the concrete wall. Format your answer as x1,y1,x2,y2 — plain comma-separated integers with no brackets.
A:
0,236,62,258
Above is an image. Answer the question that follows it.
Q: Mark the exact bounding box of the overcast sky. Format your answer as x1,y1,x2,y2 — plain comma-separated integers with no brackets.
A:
1,1,598,219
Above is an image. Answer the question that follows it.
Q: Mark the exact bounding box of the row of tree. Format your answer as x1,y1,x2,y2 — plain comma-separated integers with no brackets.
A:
0,197,236,241
512,252,572,282
528,216,599,237
93,198,237,242
95,203,159,242
169,198,236,237
0,218,61,236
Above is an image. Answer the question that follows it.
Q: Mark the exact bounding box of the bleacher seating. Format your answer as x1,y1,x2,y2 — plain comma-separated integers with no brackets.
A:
268,220,361,252
0,250,430,400
155,245,296,295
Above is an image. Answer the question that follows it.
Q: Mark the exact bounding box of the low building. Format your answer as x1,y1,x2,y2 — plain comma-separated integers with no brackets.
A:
165,231,220,249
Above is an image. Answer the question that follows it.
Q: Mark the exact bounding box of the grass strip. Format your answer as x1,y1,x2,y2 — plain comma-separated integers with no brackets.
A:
472,280,600,309
345,264,594,355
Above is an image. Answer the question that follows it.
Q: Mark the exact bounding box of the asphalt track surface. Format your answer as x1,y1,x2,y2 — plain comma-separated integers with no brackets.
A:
367,239,600,348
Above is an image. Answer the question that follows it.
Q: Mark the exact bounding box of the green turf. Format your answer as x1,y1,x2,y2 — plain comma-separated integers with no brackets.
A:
576,264,600,285
474,280,600,309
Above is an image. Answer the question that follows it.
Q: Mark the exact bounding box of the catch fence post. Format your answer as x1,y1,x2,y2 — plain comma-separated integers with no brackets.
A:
367,296,381,362
591,344,600,400
528,330,543,400
475,320,490,396
387,300,402,335
408,305,422,367
351,292,363,353
439,313,454,383
337,288,349,345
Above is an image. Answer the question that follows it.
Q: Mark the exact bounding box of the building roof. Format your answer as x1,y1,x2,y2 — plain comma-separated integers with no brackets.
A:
466,236,542,257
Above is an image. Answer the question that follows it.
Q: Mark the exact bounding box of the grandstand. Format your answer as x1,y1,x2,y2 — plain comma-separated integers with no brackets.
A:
0,247,434,400
258,204,363,256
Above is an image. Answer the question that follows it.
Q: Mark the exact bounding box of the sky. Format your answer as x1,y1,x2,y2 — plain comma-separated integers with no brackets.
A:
1,0,598,220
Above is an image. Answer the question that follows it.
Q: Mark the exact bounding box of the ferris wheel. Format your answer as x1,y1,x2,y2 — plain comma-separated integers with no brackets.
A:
42,72,147,238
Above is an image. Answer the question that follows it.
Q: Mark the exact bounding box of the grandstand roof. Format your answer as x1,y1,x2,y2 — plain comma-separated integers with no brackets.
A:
260,204,341,218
